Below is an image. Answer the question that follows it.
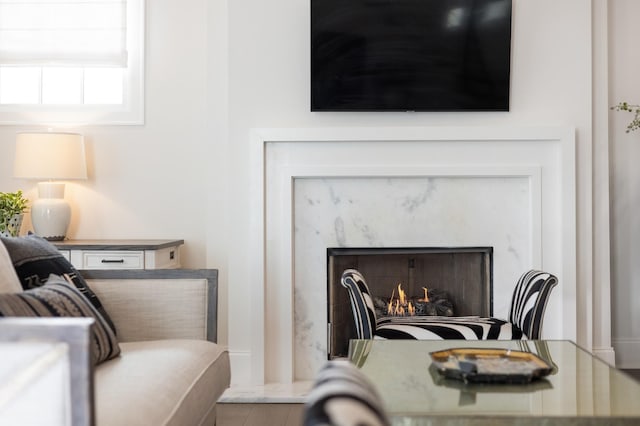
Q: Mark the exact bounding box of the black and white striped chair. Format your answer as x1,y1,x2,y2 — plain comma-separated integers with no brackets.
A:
341,269,558,340
303,360,390,426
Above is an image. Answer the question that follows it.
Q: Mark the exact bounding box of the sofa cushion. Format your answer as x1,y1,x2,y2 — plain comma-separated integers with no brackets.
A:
0,274,120,364
0,234,115,333
94,339,230,426
0,240,22,294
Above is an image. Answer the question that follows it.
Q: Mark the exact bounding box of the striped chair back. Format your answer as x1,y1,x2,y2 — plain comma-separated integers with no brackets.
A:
304,360,390,426
340,269,378,339
508,270,558,339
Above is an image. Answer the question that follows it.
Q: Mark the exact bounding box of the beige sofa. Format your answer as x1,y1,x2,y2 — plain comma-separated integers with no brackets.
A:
83,269,230,426
0,258,230,426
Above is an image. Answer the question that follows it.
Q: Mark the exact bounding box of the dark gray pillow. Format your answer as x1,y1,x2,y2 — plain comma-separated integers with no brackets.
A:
0,274,120,364
0,234,116,334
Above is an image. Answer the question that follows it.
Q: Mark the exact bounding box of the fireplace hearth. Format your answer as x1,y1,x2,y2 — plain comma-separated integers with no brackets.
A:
327,247,493,358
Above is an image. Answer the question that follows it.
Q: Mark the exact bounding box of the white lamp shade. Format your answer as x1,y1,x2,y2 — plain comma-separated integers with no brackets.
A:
14,132,87,180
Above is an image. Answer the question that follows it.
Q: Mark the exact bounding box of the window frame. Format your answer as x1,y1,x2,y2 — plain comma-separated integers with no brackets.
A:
0,0,145,126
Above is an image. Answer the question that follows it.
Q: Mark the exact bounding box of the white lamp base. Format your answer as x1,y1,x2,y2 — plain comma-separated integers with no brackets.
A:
31,183,71,241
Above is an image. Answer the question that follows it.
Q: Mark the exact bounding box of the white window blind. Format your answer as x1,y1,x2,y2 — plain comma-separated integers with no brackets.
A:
0,0,127,67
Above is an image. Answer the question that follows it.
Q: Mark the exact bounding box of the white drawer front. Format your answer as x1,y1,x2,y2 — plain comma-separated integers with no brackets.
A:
58,250,71,262
82,251,144,270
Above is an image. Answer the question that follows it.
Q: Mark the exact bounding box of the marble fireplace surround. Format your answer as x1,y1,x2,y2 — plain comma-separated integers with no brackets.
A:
245,126,577,386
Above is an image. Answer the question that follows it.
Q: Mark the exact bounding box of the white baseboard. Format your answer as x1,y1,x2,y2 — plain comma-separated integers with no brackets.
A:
613,338,640,369
229,350,253,386
592,346,616,367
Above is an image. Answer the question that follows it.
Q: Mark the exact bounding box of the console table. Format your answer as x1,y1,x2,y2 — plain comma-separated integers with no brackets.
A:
53,239,183,270
348,339,640,425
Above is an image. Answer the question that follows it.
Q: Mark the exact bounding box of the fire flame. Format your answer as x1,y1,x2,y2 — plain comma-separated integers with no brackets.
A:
387,283,415,316
419,287,430,302
398,283,407,305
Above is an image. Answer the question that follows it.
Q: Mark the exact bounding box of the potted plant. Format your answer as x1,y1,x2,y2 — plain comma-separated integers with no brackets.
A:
611,101,640,133
0,190,29,237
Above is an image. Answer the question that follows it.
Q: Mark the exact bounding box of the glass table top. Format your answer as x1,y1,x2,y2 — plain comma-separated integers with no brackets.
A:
348,339,640,424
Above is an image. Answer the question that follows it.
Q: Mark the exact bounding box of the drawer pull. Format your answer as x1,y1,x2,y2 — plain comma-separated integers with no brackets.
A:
101,259,125,264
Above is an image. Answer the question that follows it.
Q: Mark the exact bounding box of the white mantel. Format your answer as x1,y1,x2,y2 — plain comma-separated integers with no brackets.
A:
237,126,581,386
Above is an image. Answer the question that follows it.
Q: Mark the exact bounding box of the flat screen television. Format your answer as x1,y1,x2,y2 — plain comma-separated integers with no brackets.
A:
311,0,512,112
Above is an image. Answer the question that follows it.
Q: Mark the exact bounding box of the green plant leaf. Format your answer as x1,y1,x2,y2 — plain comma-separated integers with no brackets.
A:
611,101,640,133
0,190,29,219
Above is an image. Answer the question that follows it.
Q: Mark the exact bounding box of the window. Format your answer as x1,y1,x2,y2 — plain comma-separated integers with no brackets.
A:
0,0,144,125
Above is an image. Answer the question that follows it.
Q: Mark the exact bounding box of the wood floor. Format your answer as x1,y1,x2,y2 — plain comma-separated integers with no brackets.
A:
216,403,304,426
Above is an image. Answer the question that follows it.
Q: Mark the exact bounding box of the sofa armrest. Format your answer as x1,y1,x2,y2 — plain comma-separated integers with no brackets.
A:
0,317,95,426
81,269,218,344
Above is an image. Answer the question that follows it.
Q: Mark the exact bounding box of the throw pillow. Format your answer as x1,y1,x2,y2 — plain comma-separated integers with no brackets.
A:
304,360,391,426
0,240,22,294
0,234,116,333
0,274,120,364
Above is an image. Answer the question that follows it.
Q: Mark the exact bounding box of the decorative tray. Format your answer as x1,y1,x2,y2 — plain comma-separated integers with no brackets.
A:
430,347,553,384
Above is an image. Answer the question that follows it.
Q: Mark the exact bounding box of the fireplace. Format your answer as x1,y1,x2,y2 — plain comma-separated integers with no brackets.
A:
327,247,493,358
236,127,576,386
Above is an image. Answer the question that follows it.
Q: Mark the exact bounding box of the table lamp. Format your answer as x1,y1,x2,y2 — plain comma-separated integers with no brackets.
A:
13,132,87,241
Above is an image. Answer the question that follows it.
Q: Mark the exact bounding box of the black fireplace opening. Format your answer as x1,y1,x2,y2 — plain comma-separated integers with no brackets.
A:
327,247,493,358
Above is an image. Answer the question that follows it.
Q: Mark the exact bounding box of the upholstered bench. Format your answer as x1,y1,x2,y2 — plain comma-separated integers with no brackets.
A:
341,268,558,341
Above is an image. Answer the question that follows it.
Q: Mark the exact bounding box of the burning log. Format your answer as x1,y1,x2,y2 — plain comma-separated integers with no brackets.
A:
374,284,454,317
417,287,454,316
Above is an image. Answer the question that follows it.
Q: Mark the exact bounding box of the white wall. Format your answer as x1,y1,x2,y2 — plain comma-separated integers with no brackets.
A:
226,0,599,383
3,0,634,373
0,0,215,265
0,0,231,345
610,0,640,368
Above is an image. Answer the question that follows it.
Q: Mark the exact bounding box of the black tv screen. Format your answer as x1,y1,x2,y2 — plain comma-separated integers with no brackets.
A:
311,0,512,112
